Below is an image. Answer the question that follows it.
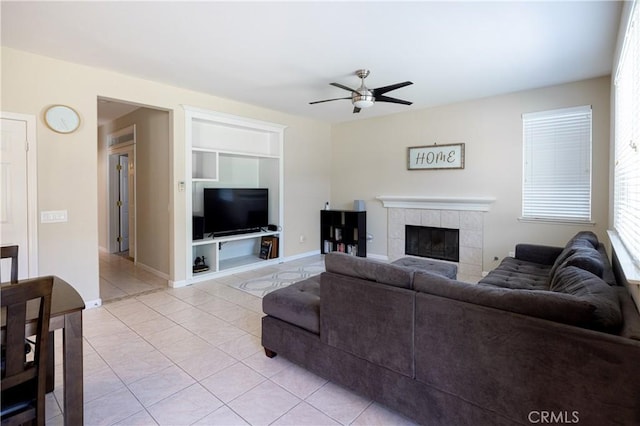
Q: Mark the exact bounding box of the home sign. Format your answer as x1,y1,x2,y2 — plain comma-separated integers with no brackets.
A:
407,143,465,170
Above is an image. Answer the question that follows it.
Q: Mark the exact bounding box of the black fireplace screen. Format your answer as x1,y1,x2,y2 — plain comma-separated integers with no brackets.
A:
405,225,459,262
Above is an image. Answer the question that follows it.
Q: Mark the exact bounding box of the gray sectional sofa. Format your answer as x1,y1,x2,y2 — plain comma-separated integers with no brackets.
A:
261,232,640,425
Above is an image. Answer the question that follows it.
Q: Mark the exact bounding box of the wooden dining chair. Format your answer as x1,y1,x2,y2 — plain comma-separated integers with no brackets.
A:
1,276,53,426
1,245,19,284
0,246,56,394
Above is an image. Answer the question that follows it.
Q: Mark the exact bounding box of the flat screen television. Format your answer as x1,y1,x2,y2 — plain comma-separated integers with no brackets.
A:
203,188,269,237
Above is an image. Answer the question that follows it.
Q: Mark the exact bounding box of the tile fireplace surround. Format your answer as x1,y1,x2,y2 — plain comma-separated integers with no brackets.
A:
377,196,496,283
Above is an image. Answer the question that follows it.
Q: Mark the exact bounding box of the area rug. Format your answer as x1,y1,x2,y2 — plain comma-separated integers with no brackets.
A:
229,261,325,298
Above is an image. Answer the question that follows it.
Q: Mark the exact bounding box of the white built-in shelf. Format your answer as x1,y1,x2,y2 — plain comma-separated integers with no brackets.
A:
184,106,286,286
192,230,280,246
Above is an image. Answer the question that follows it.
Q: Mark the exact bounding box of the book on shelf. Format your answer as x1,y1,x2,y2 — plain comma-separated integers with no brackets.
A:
259,239,272,260
261,235,279,259
335,228,342,241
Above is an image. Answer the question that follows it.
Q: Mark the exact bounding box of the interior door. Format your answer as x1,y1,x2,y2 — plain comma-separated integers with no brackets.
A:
118,154,129,252
0,117,30,280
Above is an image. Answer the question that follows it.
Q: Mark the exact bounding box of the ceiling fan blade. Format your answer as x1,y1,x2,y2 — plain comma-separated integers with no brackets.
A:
373,81,413,96
330,82,358,93
309,97,351,105
353,106,361,114
375,95,412,106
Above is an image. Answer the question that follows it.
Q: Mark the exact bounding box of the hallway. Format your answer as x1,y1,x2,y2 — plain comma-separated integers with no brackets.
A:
99,251,167,303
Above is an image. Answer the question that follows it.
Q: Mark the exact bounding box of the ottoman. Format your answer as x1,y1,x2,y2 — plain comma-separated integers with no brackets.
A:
391,257,457,279
262,274,321,335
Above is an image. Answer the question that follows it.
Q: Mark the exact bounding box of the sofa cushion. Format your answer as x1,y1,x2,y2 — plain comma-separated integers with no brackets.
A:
414,271,597,327
262,275,321,334
550,266,622,332
548,246,604,284
324,252,413,289
566,231,599,249
478,257,550,290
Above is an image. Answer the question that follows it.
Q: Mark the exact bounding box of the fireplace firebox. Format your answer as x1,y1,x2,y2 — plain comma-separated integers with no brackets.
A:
405,225,459,262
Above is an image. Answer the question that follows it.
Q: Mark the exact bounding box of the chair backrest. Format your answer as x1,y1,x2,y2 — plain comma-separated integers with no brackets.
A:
1,276,53,426
1,246,19,284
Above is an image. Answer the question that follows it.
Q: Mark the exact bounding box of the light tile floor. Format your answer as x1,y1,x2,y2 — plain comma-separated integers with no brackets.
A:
47,254,417,425
99,251,168,303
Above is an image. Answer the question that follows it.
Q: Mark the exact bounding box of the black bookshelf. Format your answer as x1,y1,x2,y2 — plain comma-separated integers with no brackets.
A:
320,210,366,257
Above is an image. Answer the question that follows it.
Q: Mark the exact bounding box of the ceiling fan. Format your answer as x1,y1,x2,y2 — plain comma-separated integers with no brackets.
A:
310,69,413,113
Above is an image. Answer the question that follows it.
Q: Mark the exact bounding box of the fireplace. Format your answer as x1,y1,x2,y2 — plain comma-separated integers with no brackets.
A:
377,195,495,283
405,225,459,262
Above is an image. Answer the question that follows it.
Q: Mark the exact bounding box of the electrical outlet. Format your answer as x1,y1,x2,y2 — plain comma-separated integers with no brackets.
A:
508,251,515,257
299,235,306,243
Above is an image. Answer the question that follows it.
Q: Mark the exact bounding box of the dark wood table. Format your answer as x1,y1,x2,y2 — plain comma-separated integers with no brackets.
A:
2,276,85,425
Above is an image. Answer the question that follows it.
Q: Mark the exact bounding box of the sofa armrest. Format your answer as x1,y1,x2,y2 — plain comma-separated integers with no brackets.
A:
515,243,563,265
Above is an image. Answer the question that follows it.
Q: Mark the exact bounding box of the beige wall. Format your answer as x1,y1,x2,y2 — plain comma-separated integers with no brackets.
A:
331,77,611,272
1,47,332,302
98,107,171,276
0,45,612,302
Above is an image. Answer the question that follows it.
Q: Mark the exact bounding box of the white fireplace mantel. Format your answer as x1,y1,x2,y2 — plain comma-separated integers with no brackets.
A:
376,195,496,211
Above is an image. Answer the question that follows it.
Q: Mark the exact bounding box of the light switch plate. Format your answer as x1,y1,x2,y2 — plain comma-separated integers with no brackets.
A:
41,210,68,223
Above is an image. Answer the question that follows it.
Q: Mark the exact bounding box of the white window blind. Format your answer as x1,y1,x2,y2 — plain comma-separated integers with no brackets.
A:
614,0,640,265
522,105,592,222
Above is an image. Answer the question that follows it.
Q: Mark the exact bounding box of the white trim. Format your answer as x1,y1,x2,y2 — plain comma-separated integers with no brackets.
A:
282,250,321,263
134,260,170,280
366,253,389,261
517,217,596,226
182,105,287,133
0,111,38,278
376,195,495,211
608,229,640,311
84,298,102,309
608,230,640,285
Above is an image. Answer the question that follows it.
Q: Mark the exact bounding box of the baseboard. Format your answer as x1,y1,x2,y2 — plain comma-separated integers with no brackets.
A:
84,298,102,309
169,279,188,288
366,253,389,261
282,250,321,263
134,261,169,280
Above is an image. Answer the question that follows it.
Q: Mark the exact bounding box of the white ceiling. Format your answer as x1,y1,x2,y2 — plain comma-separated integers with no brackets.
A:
1,1,622,124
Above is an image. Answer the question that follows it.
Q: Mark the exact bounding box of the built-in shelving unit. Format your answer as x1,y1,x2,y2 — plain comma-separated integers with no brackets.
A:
185,106,286,284
320,210,367,257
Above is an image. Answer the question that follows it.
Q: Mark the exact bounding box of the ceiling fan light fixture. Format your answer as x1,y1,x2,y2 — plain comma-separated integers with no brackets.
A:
310,69,412,113
353,93,374,109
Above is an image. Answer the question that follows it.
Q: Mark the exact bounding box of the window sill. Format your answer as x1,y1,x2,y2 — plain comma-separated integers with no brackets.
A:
607,230,640,312
608,230,640,285
518,217,596,226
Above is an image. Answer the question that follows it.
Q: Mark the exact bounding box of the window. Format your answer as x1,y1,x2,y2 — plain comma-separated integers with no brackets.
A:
522,105,592,222
614,0,640,266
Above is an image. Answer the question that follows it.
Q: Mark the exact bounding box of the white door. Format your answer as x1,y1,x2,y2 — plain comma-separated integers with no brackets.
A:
0,115,36,280
119,155,129,252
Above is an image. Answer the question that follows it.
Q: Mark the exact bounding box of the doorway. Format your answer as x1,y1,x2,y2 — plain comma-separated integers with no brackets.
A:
107,125,136,259
97,98,171,302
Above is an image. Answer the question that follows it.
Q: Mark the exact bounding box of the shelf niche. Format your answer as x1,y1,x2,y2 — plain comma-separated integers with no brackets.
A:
185,106,286,285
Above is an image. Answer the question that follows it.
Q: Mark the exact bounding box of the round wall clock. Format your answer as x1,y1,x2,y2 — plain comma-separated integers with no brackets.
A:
44,105,81,134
